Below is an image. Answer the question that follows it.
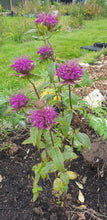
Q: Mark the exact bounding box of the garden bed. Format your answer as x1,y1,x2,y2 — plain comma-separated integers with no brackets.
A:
0,55,107,220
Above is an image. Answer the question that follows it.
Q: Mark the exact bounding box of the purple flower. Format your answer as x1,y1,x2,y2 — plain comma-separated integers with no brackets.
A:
35,12,58,30
56,60,84,84
9,92,29,111
37,45,54,61
29,106,58,130
10,56,35,77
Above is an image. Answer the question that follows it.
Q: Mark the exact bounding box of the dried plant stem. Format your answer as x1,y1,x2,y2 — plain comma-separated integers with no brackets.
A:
27,77,40,99
68,84,72,110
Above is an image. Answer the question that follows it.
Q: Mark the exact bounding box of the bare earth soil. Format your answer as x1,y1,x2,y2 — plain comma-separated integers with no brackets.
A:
0,55,107,220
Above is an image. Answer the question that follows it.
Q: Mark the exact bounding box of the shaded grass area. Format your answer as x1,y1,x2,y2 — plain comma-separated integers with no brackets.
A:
0,16,107,92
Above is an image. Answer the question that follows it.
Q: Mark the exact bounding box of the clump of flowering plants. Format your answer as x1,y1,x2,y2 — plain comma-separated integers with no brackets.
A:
8,12,92,204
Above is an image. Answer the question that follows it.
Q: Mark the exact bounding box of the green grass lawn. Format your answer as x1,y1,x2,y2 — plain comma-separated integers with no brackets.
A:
0,16,107,93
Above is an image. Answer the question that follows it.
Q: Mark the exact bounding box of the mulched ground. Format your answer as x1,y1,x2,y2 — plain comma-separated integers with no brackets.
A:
0,55,107,220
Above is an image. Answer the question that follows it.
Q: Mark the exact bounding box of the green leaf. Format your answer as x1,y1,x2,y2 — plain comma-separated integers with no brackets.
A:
48,62,56,83
18,120,26,128
46,144,52,158
32,184,43,201
81,70,93,87
22,137,32,145
63,145,77,161
88,115,107,140
24,29,37,34
30,127,37,147
61,111,73,137
41,150,48,162
53,178,62,192
52,147,65,172
12,117,19,128
36,130,42,150
40,161,56,178
60,172,69,185
66,171,78,180
0,96,7,106
32,191,38,201
76,132,91,150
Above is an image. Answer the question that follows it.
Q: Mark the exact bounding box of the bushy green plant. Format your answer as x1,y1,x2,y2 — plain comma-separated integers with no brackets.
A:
18,0,40,15
9,17,35,43
83,2,102,19
68,3,83,17
68,15,83,28
88,0,106,7
86,106,107,139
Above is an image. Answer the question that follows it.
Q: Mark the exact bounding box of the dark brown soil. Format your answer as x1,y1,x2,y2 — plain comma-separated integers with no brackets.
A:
0,55,107,220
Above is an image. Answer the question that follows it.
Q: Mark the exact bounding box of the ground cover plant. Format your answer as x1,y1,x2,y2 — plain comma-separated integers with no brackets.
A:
0,3,107,220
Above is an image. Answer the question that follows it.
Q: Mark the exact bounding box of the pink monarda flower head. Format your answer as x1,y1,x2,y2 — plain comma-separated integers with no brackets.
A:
9,92,29,111
35,12,58,30
10,56,35,77
56,60,84,84
37,45,54,61
29,106,58,130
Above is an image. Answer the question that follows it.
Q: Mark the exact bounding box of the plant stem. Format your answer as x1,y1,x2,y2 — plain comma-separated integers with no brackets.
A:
49,129,54,146
68,84,72,110
27,77,40,99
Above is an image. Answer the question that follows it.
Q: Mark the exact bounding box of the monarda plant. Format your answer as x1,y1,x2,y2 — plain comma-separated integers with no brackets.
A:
8,12,91,203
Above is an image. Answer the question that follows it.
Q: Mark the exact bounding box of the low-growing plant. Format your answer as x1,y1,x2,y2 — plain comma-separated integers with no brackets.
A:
83,2,102,19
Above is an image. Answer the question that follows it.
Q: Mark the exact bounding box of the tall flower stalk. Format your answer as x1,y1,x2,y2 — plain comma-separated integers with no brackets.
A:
29,106,58,146
56,60,84,110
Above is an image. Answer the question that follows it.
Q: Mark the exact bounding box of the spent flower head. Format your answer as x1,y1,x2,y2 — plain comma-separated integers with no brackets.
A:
9,92,29,111
37,45,54,61
29,106,58,130
35,12,58,30
10,56,35,77
56,60,84,84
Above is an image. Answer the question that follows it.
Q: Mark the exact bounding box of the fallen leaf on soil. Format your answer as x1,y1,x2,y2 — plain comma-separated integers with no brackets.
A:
76,181,84,189
78,190,85,203
0,174,3,182
33,207,43,216
79,205,87,209
82,176,87,184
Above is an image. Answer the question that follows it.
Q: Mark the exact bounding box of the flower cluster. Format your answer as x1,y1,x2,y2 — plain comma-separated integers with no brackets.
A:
10,56,35,77
56,60,84,84
37,45,54,61
30,106,58,130
35,13,58,30
9,92,29,111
